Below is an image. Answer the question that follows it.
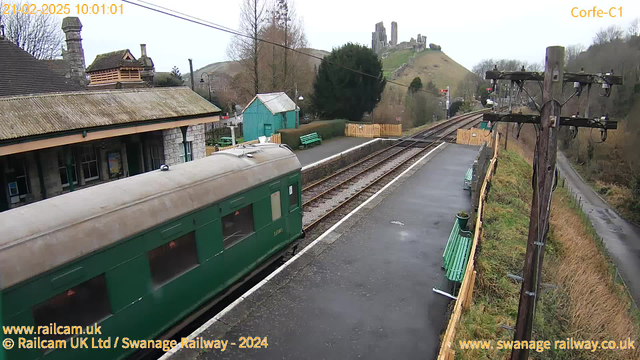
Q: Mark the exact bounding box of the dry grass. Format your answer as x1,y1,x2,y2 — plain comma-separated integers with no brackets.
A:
453,138,639,359
550,189,639,359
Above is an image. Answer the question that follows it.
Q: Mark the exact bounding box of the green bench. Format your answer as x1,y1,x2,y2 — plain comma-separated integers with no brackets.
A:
442,218,473,283
300,132,322,148
464,166,473,191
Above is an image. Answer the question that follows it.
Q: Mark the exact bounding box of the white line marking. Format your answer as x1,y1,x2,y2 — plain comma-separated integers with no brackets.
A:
160,142,446,359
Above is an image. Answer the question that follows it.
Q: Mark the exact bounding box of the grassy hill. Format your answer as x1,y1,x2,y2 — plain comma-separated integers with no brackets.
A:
185,48,329,87
382,48,471,94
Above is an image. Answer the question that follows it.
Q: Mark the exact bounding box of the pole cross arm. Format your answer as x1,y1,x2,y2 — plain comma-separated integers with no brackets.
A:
485,71,623,86
483,113,617,129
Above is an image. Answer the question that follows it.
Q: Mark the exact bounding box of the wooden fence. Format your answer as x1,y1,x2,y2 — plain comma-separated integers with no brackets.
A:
205,134,281,156
456,128,492,146
344,123,402,138
437,133,500,360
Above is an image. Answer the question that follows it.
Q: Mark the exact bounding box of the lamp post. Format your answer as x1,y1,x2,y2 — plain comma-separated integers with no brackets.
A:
199,72,212,103
295,83,303,128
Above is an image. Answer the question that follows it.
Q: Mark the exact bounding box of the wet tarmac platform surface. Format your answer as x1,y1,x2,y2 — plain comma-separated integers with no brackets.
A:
295,137,373,167
169,144,480,360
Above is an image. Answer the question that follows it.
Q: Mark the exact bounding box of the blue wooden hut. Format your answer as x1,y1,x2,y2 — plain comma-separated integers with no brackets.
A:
242,92,298,141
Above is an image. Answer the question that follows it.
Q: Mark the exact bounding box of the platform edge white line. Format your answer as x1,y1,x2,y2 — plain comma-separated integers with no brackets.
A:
159,142,446,359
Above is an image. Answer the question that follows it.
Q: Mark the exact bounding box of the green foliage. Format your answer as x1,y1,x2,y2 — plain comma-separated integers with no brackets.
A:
405,91,437,127
278,120,347,148
428,43,442,51
424,80,439,96
154,67,184,88
312,43,386,121
408,77,423,94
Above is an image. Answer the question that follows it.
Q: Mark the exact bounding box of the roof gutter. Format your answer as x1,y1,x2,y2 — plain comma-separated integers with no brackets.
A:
0,112,220,156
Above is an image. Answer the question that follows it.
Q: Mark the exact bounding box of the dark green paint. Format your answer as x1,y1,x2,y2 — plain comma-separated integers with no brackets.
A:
1,170,302,360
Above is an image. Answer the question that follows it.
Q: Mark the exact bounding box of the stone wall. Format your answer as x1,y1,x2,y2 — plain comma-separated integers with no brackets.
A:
301,139,395,185
162,124,206,166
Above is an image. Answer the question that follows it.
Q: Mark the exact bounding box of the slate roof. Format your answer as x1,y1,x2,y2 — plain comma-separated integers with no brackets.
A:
0,39,84,97
0,87,221,141
42,59,71,77
245,92,298,115
86,49,144,72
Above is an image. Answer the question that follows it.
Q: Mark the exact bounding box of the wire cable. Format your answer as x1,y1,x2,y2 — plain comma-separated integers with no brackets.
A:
121,0,430,93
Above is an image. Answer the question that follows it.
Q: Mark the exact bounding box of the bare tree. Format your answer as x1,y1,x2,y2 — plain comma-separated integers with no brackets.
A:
627,18,640,38
260,0,309,96
227,0,266,101
593,25,624,45
565,43,585,69
0,0,64,59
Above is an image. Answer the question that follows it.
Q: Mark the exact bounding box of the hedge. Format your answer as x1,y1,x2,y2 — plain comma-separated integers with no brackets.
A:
278,120,347,148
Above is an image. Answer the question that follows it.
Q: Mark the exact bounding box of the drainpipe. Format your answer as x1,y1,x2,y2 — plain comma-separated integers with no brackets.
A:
180,126,190,162
36,151,46,199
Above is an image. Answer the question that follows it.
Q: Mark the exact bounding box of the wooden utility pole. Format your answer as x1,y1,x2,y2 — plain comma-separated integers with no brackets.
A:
484,48,621,360
510,46,563,360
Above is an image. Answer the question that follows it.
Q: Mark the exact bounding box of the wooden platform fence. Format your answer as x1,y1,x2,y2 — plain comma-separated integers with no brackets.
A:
205,134,281,156
437,133,500,360
345,123,402,138
456,128,492,146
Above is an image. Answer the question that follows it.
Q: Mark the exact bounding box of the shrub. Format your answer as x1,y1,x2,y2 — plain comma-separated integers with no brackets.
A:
278,120,347,148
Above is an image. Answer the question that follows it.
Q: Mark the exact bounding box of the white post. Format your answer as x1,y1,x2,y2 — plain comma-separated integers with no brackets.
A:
230,126,236,146
446,85,450,119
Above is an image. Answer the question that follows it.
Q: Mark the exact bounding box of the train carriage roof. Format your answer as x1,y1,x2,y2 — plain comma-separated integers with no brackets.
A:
0,144,300,290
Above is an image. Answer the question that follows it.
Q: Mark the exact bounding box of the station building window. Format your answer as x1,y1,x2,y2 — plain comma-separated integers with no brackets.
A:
222,205,254,249
179,142,192,163
148,231,198,286
271,191,281,221
150,145,164,170
289,183,298,209
57,151,78,188
80,145,100,181
32,274,111,340
6,155,30,203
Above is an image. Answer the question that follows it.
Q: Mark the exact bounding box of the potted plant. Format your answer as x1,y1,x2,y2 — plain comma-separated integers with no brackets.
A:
456,210,470,229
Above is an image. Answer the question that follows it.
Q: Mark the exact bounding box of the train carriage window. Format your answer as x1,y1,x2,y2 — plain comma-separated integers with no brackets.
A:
148,232,198,286
271,191,282,221
222,204,255,249
33,274,111,340
289,183,298,209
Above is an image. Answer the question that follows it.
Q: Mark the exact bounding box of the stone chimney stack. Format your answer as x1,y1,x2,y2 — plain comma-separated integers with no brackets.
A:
138,43,155,86
61,17,88,86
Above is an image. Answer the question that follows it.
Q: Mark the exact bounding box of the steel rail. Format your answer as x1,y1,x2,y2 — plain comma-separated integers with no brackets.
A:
303,113,485,231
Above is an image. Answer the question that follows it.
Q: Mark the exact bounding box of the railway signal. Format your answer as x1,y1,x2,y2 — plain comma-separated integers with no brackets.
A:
484,46,622,360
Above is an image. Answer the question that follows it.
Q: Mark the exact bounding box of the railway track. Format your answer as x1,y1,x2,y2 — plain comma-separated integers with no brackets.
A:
135,111,487,360
301,110,486,233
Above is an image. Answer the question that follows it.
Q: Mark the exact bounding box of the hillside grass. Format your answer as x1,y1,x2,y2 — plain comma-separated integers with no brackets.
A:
453,147,639,359
382,49,415,77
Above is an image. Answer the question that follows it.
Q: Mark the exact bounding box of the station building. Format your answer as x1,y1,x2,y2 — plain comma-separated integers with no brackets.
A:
0,27,220,212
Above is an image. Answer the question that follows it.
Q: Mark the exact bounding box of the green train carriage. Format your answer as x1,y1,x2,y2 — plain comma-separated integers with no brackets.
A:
0,143,302,360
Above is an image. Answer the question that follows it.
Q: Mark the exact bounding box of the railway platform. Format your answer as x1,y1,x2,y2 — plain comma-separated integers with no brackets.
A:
295,136,375,166
165,143,481,360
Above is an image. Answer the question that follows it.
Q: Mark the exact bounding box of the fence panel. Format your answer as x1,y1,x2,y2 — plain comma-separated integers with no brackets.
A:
456,128,491,146
345,124,381,138
379,124,402,136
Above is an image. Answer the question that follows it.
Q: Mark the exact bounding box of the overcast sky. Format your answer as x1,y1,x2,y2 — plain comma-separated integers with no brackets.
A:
32,0,640,73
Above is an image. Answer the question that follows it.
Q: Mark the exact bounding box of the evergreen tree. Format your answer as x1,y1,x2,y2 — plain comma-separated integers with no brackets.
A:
312,43,386,121
408,77,423,94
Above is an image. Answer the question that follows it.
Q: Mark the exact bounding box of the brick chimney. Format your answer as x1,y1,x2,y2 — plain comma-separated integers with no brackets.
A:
61,17,88,86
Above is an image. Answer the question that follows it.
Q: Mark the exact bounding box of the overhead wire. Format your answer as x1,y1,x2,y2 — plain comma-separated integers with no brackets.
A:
121,0,432,93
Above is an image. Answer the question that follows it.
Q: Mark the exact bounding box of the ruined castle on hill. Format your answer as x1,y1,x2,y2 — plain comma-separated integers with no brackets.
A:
371,21,427,54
